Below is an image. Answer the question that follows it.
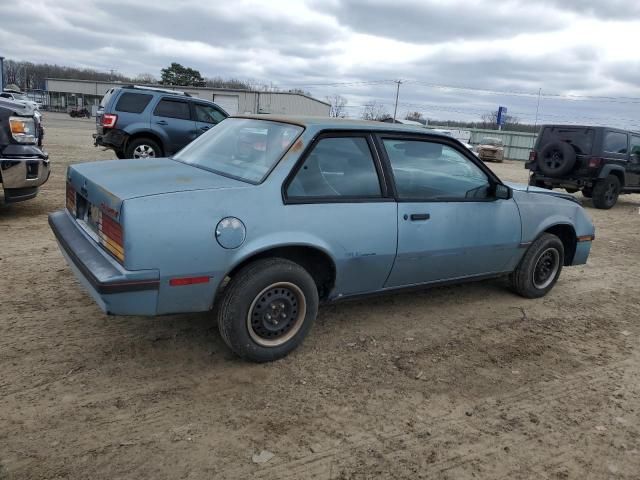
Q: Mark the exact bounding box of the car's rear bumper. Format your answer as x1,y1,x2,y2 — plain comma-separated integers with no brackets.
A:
49,209,160,315
93,129,127,150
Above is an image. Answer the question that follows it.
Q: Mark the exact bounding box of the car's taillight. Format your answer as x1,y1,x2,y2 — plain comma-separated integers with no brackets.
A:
102,113,118,129
99,213,125,263
588,157,603,168
66,183,76,216
529,150,537,162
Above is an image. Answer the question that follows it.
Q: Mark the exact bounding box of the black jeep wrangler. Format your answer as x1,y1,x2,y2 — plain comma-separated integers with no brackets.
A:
527,125,640,209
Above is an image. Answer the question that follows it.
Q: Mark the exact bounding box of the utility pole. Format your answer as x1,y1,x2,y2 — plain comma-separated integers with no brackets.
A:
393,79,402,123
0,56,4,93
534,88,542,130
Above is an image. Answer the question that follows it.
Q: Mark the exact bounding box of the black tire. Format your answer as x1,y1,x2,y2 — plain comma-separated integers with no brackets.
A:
510,233,564,299
114,149,127,159
537,142,576,177
592,175,620,209
217,258,319,362
582,188,593,198
125,137,162,159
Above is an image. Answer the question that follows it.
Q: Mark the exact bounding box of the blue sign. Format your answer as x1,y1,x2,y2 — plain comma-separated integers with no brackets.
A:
497,106,508,125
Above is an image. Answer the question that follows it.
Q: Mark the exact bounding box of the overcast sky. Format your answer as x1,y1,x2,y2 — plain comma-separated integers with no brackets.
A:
1,0,639,127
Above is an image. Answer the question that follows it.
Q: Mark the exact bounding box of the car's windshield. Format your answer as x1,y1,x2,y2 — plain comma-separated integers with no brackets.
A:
481,138,503,146
173,118,303,184
14,93,28,101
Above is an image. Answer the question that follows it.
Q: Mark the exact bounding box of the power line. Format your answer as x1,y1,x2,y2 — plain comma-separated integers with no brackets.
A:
283,77,640,104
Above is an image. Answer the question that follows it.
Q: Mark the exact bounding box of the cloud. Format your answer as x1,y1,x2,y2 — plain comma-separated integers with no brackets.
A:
1,0,639,128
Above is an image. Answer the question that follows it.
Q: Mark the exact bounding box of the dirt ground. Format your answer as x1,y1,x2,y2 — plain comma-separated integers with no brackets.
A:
1,113,639,479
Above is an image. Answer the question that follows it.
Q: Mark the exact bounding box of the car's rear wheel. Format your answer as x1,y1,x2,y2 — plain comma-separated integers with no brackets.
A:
126,138,162,159
592,175,620,209
510,233,564,299
217,258,319,362
114,149,127,159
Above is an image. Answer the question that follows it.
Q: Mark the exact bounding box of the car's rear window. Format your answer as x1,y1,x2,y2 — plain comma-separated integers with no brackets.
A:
99,88,115,109
115,92,153,114
173,118,303,184
539,126,594,155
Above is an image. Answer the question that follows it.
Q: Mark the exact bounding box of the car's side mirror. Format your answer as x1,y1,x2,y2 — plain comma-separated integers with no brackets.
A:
495,184,512,200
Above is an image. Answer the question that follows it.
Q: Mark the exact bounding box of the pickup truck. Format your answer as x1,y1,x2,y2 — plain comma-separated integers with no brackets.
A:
0,99,50,203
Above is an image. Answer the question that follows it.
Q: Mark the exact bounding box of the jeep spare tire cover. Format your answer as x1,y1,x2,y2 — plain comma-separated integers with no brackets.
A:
538,141,576,177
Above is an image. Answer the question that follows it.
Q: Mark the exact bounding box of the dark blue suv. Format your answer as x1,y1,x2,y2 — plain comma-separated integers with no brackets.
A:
94,85,228,159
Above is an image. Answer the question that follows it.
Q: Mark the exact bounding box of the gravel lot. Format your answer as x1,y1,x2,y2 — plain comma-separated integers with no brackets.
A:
1,113,639,479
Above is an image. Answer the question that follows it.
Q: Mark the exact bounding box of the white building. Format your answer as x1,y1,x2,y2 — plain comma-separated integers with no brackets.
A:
44,78,331,116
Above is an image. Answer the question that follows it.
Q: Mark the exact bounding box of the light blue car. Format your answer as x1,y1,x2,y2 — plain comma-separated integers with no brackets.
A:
49,116,595,362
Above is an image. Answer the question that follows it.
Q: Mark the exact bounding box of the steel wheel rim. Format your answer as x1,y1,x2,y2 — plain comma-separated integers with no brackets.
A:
532,248,560,289
133,144,156,159
544,151,562,170
605,182,617,203
247,282,307,347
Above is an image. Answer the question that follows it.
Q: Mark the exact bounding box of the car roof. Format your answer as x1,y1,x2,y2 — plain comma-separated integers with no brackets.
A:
540,124,640,135
232,114,453,137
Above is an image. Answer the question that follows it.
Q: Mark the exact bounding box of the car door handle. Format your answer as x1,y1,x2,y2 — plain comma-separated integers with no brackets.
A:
156,120,168,125
409,213,430,221
200,126,211,131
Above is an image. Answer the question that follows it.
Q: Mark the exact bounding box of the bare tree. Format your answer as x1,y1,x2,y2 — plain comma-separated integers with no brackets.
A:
405,111,424,122
481,110,520,129
361,101,389,121
134,73,156,84
326,94,347,118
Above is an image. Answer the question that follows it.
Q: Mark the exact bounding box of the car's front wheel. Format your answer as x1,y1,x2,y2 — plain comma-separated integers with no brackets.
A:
217,258,319,362
510,233,564,299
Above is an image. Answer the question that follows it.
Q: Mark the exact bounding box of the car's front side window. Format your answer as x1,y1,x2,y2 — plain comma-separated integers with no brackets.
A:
383,139,491,200
286,136,382,199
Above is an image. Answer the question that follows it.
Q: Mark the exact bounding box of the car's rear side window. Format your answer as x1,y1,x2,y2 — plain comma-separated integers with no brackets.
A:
603,131,628,154
115,92,153,114
287,136,382,199
154,99,191,120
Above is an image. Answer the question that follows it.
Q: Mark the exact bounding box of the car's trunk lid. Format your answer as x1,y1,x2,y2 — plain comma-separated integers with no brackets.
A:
67,158,249,218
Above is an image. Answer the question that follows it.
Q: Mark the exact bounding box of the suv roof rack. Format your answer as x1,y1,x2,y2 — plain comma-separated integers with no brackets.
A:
121,85,192,97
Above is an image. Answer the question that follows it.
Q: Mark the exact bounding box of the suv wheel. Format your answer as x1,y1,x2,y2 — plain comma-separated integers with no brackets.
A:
592,175,620,209
126,138,162,159
537,142,576,177
217,258,319,362
510,233,564,299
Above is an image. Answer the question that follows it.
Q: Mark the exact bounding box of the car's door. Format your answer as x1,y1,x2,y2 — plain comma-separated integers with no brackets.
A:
284,133,397,297
602,130,630,182
379,136,522,288
151,97,197,154
627,135,640,187
192,102,227,138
